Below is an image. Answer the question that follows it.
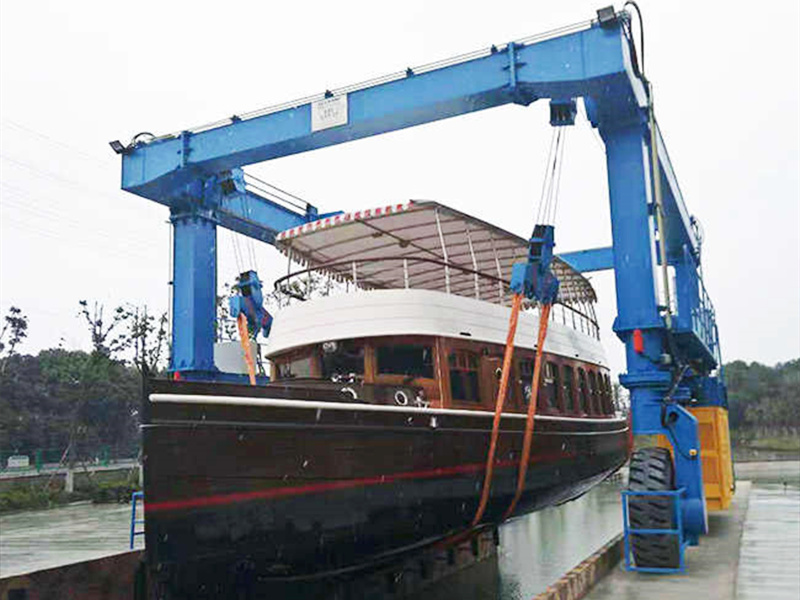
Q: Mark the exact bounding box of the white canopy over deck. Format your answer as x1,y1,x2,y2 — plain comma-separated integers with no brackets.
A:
274,200,597,307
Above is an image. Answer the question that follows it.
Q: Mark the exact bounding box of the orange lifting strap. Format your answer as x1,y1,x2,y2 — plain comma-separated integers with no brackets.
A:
236,313,257,386
471,293,523,527
470,297,552,527
504,302,551,519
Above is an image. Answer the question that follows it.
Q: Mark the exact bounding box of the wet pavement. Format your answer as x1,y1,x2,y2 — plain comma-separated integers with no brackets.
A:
586,461,800,600
585,481,753,600
737,481,800,600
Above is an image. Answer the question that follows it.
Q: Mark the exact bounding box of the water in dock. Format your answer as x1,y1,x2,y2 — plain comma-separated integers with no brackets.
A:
1,480,623,597
2,464,797,599
0,501,144,578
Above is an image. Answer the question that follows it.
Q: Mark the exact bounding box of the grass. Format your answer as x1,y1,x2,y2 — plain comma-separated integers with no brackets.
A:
0,473,140,514
735,436,800,452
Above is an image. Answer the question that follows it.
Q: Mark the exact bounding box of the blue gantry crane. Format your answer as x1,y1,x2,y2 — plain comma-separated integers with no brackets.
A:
112,5,732,571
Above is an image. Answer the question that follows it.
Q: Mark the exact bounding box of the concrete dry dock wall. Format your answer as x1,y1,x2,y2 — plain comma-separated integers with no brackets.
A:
533,535,624,600
0,550,143,600
0,530,498,600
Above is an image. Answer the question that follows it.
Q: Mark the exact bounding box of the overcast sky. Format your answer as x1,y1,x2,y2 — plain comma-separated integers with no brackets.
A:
1,0,798,377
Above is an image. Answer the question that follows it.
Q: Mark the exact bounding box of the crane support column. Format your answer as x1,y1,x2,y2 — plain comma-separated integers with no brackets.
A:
602,122,661,335
601,120,707,542
170,208,218,377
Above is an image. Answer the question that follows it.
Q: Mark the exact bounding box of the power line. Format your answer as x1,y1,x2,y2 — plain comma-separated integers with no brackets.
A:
0,152,157,224
0,211,162,264
0,119,114,168
0,183,162,252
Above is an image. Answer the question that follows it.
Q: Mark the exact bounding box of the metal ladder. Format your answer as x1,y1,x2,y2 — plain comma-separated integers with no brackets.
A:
129,491,144,549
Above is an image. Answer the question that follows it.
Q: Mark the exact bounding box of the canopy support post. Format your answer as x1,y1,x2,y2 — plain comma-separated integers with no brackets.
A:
465,222,480,300
434,208,451,294
490,232,504,305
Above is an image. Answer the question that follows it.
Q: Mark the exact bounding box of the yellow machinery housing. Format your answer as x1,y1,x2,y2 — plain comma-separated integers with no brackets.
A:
658,406,734,511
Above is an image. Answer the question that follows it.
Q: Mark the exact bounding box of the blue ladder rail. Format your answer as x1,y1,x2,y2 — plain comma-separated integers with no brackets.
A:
130,491,144,549
621,487,689,574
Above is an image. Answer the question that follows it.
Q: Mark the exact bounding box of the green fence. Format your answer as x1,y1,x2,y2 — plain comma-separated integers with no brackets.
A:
0,445,135,473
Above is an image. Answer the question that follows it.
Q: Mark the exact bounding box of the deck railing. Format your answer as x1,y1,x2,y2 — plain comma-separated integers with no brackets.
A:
272,256,600,340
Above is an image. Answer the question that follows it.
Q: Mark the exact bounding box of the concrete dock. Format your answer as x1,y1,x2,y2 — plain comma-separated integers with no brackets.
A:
736,479,800,600
584,481,752,599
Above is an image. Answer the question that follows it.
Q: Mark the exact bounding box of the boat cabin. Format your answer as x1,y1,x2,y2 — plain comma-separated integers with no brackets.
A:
265,201,615,419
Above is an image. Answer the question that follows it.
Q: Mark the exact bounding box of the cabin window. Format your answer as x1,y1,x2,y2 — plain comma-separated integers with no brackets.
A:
562,366,576,412
321,340,364,379
544,361,559,409
518,360,556,409
449,351,480,403
578,368,589,413
377,344,434,379
588,371,598,414
276,355,313,379
603,374,614,414
518,359,533,405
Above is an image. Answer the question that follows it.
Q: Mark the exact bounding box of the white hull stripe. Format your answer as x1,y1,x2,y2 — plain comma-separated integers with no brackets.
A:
149,394,626,425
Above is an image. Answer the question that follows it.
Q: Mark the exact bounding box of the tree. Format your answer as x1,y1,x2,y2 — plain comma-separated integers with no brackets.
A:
78,300,126,358
0,306,28,355
271,270,337,304
612,381,630,415
115,305,169,374
725,359,800,435
216,283,238,343
0,306,28,373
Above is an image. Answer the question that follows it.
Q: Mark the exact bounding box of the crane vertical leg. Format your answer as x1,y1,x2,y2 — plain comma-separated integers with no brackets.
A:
170,209,218,377
601,123,669,432
601,122,708,566
602,122,661,335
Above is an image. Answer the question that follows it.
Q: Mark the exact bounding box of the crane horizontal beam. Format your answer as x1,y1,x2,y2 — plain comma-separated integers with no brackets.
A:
166,168,326,243
121,19,646,203
558,246,614,272
213,189,322,245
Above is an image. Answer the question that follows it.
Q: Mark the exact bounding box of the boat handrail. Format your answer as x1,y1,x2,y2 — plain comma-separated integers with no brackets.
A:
272,256,600,339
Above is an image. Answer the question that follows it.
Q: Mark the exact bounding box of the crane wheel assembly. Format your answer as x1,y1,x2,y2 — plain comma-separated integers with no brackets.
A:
628,448,680,569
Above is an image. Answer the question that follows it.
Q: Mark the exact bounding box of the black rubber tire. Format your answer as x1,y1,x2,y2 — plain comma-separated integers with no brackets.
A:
628,447,680,569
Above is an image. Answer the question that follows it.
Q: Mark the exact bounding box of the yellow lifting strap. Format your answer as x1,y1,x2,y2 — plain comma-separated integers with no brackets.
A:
236,313,257,386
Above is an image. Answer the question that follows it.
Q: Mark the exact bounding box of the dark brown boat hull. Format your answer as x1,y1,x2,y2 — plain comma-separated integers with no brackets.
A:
142,380,628,589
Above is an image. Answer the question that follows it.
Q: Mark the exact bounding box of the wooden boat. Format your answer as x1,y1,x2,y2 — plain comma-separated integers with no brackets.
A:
141,201,629,591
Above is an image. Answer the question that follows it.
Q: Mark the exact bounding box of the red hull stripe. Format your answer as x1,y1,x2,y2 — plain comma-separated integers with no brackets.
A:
145,451,572,513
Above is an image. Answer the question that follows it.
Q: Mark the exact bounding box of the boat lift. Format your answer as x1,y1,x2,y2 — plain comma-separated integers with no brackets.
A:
112,5,732,571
